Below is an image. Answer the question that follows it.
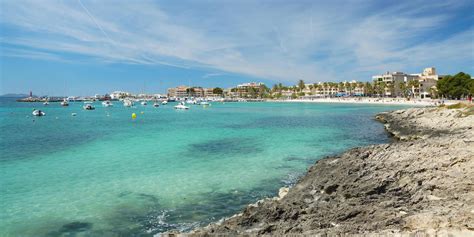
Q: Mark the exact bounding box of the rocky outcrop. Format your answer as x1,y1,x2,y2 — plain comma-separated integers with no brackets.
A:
168,106,474,236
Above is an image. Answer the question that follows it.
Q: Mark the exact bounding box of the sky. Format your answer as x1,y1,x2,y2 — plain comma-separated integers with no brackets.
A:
0,0,473,96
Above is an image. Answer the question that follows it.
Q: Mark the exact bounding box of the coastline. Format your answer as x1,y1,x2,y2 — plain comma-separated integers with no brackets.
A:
272,97,460,106
166,105,473,236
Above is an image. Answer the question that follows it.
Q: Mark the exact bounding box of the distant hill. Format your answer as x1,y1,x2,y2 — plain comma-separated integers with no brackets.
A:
0,93,31,98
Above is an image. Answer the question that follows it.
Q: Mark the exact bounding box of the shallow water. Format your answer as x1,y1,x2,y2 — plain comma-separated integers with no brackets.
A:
0,98,406,236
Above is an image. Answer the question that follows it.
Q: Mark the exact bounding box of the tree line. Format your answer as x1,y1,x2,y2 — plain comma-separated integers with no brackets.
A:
436,72,473,100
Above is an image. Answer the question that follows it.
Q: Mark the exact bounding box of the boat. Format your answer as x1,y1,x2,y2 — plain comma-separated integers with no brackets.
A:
141,101,147,106
186,99,197,105
60,99,69,106
102,101,113,107
32,109,45,116
43,101,49,106
83,104,95,110
200,101,210,106
174,102,189,110
161,100,168,105
123,100,133,107
153,102,160,107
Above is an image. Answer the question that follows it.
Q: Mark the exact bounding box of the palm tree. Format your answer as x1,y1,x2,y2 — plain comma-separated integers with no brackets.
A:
387,83,395,97
398,82,408,98
376,81,386,97
272,84,278,93
365,82,373,97
298,80,305,92
408,80,420,98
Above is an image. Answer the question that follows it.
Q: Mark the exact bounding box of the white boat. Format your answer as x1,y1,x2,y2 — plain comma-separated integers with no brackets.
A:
141,101,147,106
186,100,197,105
43,101,49,106
83,104,95,110
60,99,69,106
200,101,210,106
123,100,133,107
174,102,189,110
102,101,113,107
161,100,168,105
153,102,160,107
32,109,45,116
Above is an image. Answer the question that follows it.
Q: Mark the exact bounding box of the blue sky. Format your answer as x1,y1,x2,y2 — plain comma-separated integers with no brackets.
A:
1,0,473,96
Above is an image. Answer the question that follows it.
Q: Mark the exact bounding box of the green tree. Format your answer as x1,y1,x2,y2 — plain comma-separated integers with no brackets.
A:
212,87,223,95
398,82,408,98
298,80,305,92
258,84,269,98
387,83,395,97
375,81,386,97
408,80,420,98
364,82,373,97
186,88,195,96
248,87,257,98
437,72,472,99
470,79,474,96
272,84,278,93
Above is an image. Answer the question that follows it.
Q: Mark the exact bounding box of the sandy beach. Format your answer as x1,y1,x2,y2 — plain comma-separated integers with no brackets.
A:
272,98,462,106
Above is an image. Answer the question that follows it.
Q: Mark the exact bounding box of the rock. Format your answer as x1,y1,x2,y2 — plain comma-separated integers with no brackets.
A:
171,107,474,236
278,187,289,200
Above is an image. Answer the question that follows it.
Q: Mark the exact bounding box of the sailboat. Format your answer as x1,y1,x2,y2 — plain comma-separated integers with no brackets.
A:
60,98,69,106
61,81,69,106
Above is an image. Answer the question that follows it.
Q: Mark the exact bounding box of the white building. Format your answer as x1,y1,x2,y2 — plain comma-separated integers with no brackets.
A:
110,91,131,100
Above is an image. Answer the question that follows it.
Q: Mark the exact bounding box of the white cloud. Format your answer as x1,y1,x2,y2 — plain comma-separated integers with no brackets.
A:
0,0,472,83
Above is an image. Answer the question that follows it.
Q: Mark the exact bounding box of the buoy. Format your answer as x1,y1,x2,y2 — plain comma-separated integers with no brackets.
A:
132,113,137,119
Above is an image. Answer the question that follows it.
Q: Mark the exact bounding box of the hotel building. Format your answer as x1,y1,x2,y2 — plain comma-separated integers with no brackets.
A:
167,86,219,98
372,67,438,98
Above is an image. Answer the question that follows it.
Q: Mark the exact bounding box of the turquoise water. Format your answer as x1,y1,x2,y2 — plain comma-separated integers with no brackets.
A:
0,98,406,236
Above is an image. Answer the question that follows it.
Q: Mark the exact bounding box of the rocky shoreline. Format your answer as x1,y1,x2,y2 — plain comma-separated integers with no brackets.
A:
166,106,474,236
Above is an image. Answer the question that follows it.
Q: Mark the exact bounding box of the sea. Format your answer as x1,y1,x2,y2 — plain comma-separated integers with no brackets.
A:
0,98,407,236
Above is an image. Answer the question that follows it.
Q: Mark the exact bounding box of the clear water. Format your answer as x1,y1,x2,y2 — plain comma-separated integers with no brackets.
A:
0,98,407,236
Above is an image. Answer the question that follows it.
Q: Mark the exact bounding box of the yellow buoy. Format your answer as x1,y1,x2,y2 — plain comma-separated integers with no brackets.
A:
132,113,137,119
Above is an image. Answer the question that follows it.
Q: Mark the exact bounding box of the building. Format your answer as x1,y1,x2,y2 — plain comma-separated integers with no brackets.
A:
110,91,132,99
412,67,438,98
372,67,439,98
372,72,418,97
167,86,218,98
167,86,189,98
227,82,266,98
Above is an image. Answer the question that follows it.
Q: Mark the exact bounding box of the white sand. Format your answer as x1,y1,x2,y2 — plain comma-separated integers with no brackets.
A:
272,98,461,106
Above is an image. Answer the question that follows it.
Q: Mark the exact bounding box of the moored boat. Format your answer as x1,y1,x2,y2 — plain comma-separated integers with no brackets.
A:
123,100,133,107
83,104,95,110
32,109,46,116
102,101,113,107
60,99,69,106
174,102,189,110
